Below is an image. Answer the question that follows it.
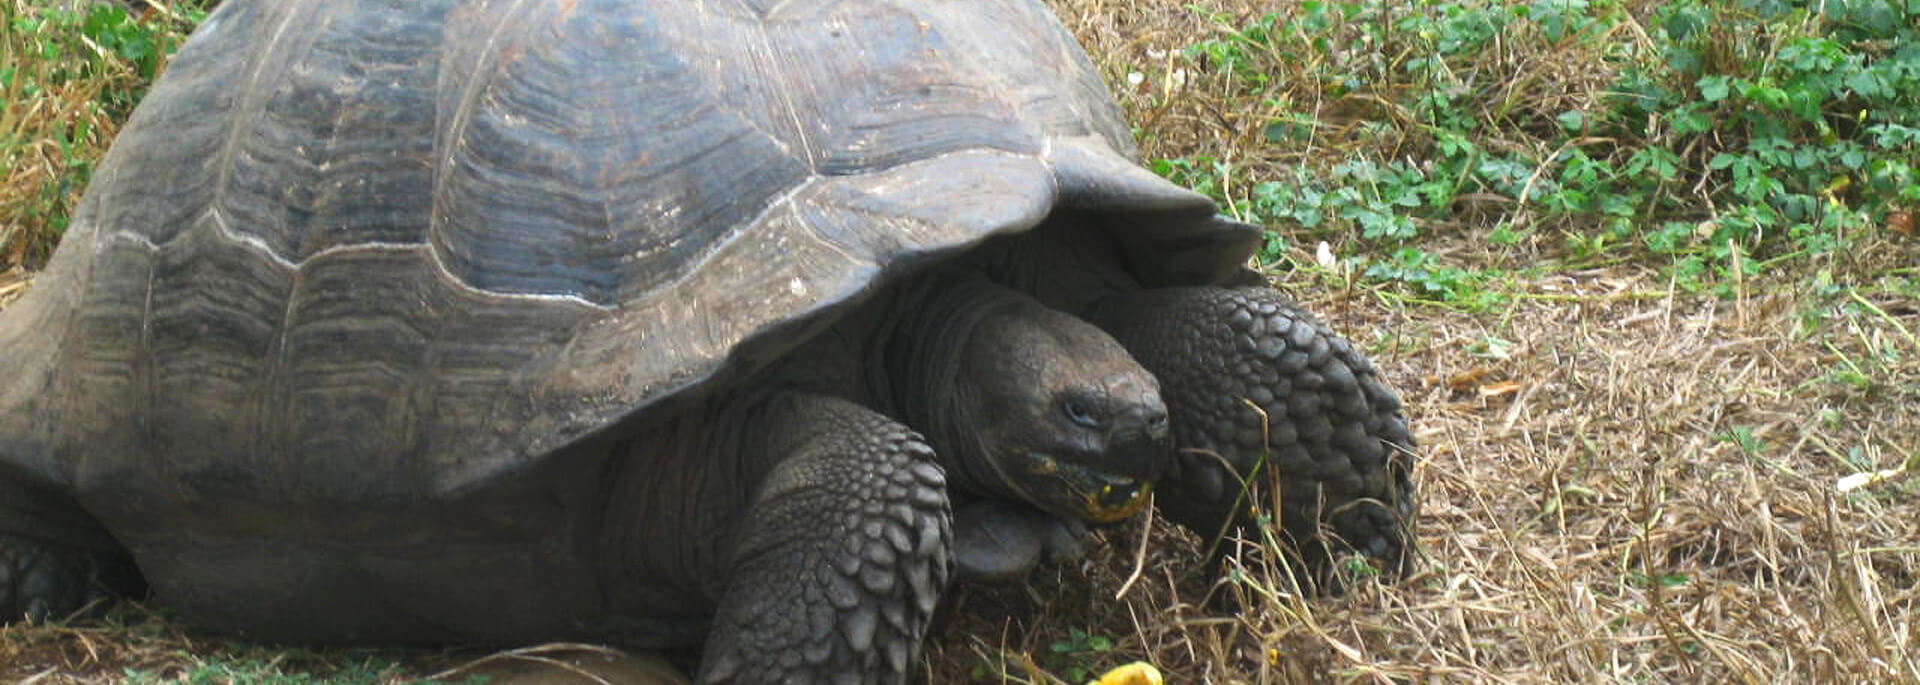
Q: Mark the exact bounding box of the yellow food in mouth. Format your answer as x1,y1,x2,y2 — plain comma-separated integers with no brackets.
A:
1083,480,1152,523
1020,453,1154,523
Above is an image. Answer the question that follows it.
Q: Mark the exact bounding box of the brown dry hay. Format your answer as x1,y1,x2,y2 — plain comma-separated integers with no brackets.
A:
5,0,1920,683
0,269,31,310
917,257,1920,683
0,0,153,272
7,266,1915,682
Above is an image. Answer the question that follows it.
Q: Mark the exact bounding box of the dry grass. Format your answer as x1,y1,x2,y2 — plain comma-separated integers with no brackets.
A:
3,0,204,304
923,263,1920,683
9,266,1915,683
917,1,1919,681
5,0,1919,683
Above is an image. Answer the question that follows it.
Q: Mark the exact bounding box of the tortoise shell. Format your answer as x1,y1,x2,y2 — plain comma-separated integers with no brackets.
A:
0,0,1256,508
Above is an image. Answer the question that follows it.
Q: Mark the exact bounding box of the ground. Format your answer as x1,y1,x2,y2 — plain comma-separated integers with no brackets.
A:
3,0,1916,682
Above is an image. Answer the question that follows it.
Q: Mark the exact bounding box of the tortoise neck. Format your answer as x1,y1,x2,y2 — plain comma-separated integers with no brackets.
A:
881,273,1028,501
954,213,1140,318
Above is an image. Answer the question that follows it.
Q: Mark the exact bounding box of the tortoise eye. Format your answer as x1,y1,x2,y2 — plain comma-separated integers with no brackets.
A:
1062,398,1100,428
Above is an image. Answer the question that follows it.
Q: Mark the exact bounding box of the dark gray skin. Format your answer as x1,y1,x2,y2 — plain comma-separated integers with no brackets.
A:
610,274,1175,679
0,1,1415,683
1,227,1413,684
969,217,1417,583
0,244,1413,684
1,271,1171,680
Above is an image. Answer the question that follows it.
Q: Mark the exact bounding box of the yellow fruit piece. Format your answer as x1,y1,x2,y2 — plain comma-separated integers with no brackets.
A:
1091,661,1164,685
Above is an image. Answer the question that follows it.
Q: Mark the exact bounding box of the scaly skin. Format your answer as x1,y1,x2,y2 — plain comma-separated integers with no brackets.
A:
0,538,136,623
1095,286,1416,585
698,394,951,684
0,479,144,623
693,279,1167,682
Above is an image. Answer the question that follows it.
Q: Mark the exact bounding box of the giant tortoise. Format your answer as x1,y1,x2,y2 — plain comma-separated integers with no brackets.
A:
0,0,1416,681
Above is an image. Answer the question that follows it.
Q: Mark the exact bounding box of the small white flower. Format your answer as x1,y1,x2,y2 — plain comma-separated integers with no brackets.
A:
1315,241,1336,270
1836,467,1907,493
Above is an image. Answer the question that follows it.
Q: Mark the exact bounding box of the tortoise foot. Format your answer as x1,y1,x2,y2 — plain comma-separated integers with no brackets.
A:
951,500,1088,583
1,535,140,623
1096,286,1417,586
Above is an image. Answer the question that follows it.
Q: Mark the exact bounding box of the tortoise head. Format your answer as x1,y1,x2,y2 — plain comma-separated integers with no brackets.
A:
941,294,1170,524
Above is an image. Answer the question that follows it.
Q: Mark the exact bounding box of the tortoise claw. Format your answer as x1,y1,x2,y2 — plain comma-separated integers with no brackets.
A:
1,535,139,623
951,500,1089,583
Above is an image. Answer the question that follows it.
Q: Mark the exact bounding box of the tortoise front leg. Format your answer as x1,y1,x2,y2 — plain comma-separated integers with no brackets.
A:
1093,287,1416,586
1,479,143,623
699,394,951,684
0,537,132,623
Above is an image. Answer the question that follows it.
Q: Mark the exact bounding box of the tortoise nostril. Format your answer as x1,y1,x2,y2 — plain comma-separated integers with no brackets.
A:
1117,399,1169,442
1145,410,1169,439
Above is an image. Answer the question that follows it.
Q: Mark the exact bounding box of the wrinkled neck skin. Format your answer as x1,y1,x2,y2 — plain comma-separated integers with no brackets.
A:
957,213,1140,317
879,274,1027,503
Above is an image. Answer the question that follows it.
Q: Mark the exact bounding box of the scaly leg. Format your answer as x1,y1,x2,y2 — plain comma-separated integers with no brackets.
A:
697,394,952,684
1,477,143,622
1094,287,1415,585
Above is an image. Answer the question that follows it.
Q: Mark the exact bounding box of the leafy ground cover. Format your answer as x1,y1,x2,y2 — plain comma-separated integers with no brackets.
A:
4,0,1916,682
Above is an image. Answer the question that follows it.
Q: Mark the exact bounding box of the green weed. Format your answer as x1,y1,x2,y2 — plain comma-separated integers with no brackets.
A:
1151,0,1920,304
119,653,422,685
1044,627,1117,683
1,0,210,267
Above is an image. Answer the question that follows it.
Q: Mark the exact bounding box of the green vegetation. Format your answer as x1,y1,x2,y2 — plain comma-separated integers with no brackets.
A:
1146,0,1919,304
1042,627,1117,683
1,0,210,268
119,650,425,685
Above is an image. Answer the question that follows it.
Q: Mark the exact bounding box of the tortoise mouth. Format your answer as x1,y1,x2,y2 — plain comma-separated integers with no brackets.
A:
1013,452,1154,523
